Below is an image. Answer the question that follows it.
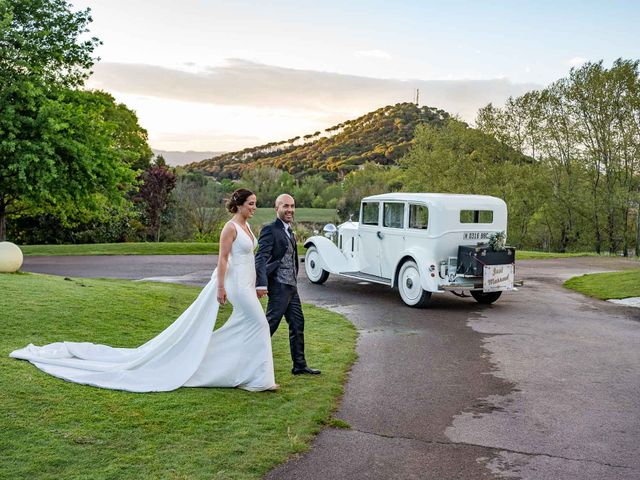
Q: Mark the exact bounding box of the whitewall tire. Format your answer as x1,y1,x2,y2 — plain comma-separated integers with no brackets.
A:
398,259,431,308
304,246,329,284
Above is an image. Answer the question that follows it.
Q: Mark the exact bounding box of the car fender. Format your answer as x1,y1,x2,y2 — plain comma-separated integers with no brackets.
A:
303,236,350,274
393,247,440,293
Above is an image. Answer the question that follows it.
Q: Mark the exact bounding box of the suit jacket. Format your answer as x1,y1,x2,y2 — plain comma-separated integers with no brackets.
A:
255,219,299,288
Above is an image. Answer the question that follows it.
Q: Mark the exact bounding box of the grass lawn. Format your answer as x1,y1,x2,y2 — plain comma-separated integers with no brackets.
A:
517,250,600,260
21,242,220,256
564,269,640,300
20,242,311,257
251,207,338,226
0,273,357,480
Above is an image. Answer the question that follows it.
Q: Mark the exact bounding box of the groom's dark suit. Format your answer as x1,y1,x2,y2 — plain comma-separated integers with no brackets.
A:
255,218,308,370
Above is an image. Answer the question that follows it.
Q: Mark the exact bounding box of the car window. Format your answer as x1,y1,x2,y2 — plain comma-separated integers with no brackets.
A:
383,203,404,228
361,202,379,225
460,210,494,223
409,204,429,229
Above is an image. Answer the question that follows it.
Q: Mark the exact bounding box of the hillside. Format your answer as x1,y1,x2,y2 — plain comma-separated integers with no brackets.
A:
186,103,450,179
152,149,226,166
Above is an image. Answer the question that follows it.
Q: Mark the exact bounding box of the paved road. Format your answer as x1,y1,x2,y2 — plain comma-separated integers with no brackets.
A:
22,255,640,479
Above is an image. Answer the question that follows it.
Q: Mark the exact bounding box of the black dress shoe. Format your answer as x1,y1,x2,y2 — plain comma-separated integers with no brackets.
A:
291,366,321,375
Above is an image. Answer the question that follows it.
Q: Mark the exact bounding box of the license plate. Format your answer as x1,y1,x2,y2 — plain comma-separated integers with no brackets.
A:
483,264,514,292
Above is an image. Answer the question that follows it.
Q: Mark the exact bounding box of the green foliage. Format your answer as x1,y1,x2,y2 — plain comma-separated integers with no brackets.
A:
477,59,640,255
84,90,153,171
1,85,138,233
187,103,449,180
162,172,229,242
0,273,357,479
399,120,543,248
488,231,507,251
337,162,404,220
0,1,155,242
0,0,100,88
10,201,140,245
238,166,295,207
1,87,153,242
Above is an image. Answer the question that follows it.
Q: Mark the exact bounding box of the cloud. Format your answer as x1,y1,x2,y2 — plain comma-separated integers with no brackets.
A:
568,56,587,67
355,49,392,59
87,59,540,124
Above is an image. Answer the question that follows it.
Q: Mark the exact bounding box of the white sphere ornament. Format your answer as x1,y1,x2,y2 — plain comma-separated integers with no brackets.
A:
0,242,23,273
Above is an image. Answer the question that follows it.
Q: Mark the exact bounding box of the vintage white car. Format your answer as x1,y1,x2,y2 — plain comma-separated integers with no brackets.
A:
303,193,521,307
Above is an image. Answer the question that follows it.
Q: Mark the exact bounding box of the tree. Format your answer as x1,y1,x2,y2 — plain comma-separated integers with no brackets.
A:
0,86,137,240
477,59,640,254
136,163,176,242
292,174,327,207
337,162,403,220
0,1,153,241
239,166,295,207
399,120,545,248
0,0,99,89
477,92,591,251
87,90,154,171
164,173,227,241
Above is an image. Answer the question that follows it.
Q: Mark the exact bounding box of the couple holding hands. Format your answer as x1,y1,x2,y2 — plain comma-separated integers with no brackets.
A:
11,189,320,392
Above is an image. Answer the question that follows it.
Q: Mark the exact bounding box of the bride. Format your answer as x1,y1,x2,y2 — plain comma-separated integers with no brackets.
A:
10,189,278,392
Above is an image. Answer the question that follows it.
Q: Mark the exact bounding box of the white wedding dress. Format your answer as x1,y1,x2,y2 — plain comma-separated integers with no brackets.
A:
10,222,276,392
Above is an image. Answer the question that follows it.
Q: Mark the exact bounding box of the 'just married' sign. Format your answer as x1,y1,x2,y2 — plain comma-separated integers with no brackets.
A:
483,264,515,292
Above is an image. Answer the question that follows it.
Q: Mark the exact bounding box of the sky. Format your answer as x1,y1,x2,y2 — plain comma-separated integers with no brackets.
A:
70,0,640,153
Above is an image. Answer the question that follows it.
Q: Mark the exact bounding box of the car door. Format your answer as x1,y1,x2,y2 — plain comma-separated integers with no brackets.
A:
379,202,406,279
358,201,382,276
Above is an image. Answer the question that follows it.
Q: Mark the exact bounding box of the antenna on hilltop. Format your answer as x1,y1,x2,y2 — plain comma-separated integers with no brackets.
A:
414,88,420,106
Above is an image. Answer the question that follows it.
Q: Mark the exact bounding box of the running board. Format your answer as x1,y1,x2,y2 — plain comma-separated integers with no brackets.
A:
338,271,392,286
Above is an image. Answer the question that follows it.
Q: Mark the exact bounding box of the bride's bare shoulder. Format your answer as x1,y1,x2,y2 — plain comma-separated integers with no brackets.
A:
221,221,238,238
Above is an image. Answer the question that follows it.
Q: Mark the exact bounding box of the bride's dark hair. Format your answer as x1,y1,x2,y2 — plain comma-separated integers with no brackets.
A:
226,188,255,213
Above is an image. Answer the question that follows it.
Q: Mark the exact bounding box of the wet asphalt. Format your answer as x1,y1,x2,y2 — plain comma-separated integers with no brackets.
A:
21,255,640,479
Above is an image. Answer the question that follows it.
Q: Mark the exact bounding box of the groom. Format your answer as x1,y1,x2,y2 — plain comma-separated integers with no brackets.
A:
255,194,321,375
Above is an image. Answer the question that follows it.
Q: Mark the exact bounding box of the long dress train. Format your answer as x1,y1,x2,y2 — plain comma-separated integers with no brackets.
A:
9,222,276,392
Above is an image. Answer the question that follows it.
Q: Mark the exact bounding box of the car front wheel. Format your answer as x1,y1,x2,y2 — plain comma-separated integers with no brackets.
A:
398,260,431,308
470,290,502,304
304,246,329,284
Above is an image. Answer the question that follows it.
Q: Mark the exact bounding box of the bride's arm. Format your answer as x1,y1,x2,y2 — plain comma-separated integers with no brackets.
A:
216,223,236,304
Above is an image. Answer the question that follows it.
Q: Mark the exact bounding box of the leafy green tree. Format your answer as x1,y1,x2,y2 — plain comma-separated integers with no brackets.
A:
1,85,138,240
337,163,403,220
0,0,112,240
0,0,100,89
292,174,327,207
239,166,295,207
0,1,155,242
87,90,154,171
477,59,640,254
164,173,227,242
400,120,544,248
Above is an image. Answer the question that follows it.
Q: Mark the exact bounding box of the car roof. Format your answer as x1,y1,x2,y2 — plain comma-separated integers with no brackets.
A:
362,192,506,208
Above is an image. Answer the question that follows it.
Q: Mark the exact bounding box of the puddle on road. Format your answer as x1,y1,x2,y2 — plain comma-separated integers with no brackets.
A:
608,297,640,308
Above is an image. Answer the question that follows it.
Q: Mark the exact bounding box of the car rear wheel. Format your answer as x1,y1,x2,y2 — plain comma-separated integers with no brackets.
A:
398,259,431,308
470,290,502,304
304,246,329,284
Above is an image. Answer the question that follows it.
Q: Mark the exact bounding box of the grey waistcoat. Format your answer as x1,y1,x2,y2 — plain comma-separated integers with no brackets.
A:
275,233,297,286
